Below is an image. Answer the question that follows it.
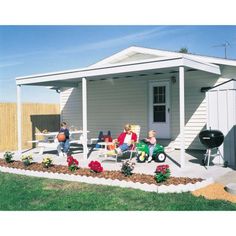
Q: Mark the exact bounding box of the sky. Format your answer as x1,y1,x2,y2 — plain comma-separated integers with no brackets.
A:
0,25,236,103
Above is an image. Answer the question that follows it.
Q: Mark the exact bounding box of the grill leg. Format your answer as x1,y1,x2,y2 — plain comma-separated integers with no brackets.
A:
203,150,208,165
207,149,211,167
217,148,228,167
217,148,223,160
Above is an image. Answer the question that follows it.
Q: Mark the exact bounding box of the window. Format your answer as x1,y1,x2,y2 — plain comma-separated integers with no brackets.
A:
153,105,166,122
153,86,165,103
153,86,166,122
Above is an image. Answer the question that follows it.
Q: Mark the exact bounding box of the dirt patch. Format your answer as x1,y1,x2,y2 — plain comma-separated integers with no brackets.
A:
43,181,90,191
0,159,203,186
192,183,236,203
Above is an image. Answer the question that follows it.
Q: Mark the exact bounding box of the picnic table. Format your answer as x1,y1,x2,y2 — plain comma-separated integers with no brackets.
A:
35,130,86,141
30,130,90,155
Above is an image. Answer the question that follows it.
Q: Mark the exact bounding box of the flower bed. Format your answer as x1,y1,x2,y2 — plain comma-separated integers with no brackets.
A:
0,159,203,186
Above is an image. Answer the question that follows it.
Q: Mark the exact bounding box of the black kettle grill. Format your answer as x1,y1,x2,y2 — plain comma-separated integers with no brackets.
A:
199,129,226,167
199,130,224,149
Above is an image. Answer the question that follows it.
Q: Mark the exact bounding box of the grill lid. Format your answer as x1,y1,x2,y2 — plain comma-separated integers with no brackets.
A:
199,129,224,149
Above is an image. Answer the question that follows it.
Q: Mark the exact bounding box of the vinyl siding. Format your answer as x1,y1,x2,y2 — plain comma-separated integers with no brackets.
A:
171,72,229,149
61,78,148,140
60,87,82,129
60,69,233,150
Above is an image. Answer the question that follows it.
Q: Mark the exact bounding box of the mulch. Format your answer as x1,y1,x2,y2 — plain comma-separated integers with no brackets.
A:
192,183,236,203
0,159,203,186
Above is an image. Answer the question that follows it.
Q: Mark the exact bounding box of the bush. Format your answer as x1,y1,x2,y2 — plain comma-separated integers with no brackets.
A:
88,161,103,173
42,157,53,168
67,156,79,171
21,155,33,166
121,160,135,176
3,151,14,163
155,165,170,183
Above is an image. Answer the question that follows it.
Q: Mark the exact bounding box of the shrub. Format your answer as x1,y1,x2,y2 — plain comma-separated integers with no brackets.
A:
42,156,53,168
67,156,79,171
3,151,14,163
155,164,170,183
21,154,33,166
88,161,103,173
121,160,135,176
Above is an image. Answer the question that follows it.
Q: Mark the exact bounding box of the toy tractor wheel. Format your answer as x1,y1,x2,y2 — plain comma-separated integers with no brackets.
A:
154,152,166,162
137,152,146,163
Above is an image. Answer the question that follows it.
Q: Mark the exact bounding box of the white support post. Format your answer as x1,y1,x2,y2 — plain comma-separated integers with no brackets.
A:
82,78,88,159
17,85,22,157
179,66,185,168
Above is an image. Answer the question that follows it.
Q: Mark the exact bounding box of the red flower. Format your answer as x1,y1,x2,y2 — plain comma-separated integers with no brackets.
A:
74,159,78,165
66,156,79,168
88,161,103,173
156,164,169,174
67,156,73,163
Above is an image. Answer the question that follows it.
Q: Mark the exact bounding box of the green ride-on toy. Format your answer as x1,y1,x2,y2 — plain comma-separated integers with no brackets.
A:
135,140,167,163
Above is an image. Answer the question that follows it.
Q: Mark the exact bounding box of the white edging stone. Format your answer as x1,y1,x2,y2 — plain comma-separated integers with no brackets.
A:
157,177,214,193
0,166,214,193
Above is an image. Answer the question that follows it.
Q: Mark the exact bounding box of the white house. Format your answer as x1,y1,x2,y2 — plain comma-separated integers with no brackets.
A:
16,46,236,167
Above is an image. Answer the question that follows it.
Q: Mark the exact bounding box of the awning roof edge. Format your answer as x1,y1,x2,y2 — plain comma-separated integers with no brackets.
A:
16,56,221,86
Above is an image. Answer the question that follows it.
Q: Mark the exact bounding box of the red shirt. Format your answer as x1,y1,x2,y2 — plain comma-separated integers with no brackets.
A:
117,132,137,147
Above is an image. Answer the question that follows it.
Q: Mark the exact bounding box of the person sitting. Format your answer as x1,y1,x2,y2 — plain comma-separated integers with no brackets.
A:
58,121,70,157
114,124,137,155
144,130,157,163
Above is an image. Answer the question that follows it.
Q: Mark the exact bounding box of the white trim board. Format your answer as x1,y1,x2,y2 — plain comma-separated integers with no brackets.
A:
90,46,236,68
16,57,221,86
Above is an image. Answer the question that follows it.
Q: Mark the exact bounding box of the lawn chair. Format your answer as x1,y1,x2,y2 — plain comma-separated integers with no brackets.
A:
124,124,141,159
104,124,141,162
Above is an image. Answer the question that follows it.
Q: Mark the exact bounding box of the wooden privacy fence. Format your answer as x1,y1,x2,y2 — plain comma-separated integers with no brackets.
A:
0,103,60,152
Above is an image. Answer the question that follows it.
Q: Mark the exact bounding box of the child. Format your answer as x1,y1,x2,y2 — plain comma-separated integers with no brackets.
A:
58,121,70,157
114,124,137,155
145,130,157,163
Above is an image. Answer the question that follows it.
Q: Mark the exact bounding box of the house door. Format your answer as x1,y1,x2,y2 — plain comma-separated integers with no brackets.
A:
149,81,171,139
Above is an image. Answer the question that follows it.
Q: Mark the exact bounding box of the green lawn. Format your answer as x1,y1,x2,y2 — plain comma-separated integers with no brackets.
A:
0,172,236,210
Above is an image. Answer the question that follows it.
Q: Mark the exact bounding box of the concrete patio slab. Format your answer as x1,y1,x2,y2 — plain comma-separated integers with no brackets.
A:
215,171,236,185
0,146,234,181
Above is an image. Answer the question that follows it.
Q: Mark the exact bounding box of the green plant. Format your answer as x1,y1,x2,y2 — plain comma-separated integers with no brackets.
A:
155,165,170,183
42,157,53,168
21,154,33,166
3,151,14,163
121,160,135,176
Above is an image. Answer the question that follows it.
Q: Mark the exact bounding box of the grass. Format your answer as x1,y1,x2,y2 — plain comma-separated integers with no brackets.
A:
0,172,236,210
